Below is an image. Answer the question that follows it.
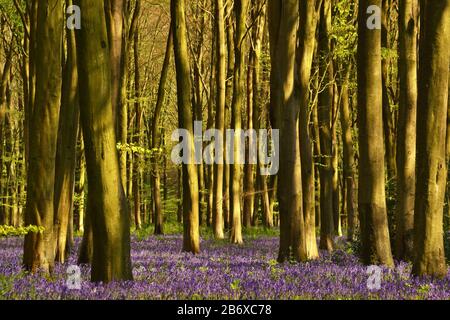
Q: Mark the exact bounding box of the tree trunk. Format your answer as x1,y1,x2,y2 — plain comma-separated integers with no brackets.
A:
297,0,321,260
318,0,335,252
357,0,394,267
381,0,397,182
54,20,79,264
78,207,93,265
151,27,173,235
395,0,418,261
171,0,200,254
212,0,226,239
269,0,306,262
340,68,357,241
105,0,126,125
75,0,133,282
23,0,63,274
251,1,270,229
223,2,234,231
132,28,142,231
243,50,255,229
229,0,248,244
413,0,450,278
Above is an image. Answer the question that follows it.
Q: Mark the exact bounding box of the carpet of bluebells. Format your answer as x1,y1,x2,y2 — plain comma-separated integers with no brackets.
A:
1,235,450,300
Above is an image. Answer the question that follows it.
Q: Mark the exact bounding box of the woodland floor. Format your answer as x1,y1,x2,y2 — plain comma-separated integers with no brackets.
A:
1,233,450,300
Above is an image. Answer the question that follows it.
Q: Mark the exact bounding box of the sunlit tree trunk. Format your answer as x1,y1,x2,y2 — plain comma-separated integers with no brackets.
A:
151,27,173,235
297,0,322,259
269,0,306,262
318,0,335,252
229,0,248,244
54,19,79,264
340,68,357,241
213,0,226,239
132,28,142,230
23,0,63,274
171,0,200,254
75,0,133,282
413,0,450,278
395,0,418,261
357,0,394,267
381,0,397,182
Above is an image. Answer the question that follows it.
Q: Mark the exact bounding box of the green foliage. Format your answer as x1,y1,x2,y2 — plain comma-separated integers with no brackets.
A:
230,279,241,292
0,225,44,238
331,0,357,63
116,142,163,159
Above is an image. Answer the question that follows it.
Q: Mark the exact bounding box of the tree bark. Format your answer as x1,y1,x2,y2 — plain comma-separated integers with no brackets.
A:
151,26,173,235
171,0,201,254
269,0,307,263
395,0,418,261
23,0,63,274
229,0,248,244
212,0,226,239
317,0,335,252
381,0,397,182
54,19,79,264
132,28,142,230
340,68,357,241
412,0,450,278
357,0,394,267
75,0,133,282
297,0,322,259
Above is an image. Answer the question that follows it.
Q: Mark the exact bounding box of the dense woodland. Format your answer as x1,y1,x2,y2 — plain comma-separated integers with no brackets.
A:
0,0,449,290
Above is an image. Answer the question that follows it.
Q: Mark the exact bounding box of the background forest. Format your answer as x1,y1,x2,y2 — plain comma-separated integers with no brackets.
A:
0,0,450,300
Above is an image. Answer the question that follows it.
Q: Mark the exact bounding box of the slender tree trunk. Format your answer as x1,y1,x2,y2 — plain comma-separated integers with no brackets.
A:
243,51,255,229
77,135,86,233
298,0,322,260
223,2,234,231
381,0,396,183
177,166,183,223
331,84,341,236
413,0,450,278
206,13,216,228
54,21,79,264
395,0,418,261
251,1,271,229
318,0,335,252
151,27,173,235
193,0,207,227
357,0,394,267
132,28,142,230
340,68,357,241
75,0,133,282
171,0,200,254
78,206,93,265
212,0,226,239
23,0,63,274
229,0,248,244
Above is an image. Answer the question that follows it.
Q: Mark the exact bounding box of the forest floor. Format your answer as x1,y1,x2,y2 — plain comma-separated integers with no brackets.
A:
1,233,450,300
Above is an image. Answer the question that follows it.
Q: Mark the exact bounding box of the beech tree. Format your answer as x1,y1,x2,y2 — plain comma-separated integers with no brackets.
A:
171,0,200,254
413,0,450,278
54,10,79,263
269,0,307,263
212,0,226,240
395,0,418,261
297,0,322,259
23,0,63,273
75,0,133,282
357,0,394,267
229,0,248,244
